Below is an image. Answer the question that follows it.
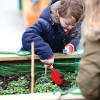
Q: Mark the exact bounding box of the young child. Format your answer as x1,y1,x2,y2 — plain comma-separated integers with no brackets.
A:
77,0,100,100
21,0,85,67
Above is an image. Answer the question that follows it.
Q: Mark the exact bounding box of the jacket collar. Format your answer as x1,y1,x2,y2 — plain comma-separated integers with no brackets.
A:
50,1,61,24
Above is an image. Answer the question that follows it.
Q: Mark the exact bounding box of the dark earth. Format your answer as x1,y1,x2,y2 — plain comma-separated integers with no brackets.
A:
0,74,71,91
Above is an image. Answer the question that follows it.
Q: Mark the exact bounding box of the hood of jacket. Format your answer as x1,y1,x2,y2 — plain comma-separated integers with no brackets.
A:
84,24,100,41
50,1,61,24
40,0,60,23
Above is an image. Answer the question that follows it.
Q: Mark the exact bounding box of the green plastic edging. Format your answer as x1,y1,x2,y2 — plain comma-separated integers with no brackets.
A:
0,58,81,76
68,87,82,95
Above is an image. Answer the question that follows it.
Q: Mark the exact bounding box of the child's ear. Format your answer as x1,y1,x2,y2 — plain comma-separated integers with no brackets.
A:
57,10,59,17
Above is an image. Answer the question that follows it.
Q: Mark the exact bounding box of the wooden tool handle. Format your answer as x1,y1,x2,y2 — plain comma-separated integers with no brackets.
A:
50,65,53,69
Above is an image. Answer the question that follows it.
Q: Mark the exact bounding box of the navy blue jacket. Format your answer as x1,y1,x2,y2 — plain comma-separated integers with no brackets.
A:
21,0,81,60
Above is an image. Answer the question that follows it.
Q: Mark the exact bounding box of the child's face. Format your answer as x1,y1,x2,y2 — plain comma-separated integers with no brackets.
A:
59,15,76,30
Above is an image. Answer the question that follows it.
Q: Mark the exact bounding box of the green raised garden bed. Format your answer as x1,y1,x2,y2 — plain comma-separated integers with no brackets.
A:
0,58,81,95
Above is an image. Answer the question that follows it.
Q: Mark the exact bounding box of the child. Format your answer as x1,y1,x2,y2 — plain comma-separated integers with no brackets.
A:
21,0,85,67
76,0,100,100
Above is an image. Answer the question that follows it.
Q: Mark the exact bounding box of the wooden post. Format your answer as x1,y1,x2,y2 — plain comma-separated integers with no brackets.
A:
45,67,47,75
31,42,34,93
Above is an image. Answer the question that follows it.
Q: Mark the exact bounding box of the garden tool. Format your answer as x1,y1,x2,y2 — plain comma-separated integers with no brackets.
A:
50,65,63,85
0,50,31,56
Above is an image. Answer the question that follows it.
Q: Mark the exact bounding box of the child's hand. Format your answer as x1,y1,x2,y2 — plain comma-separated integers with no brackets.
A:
63,44,75,54
40,56,54,67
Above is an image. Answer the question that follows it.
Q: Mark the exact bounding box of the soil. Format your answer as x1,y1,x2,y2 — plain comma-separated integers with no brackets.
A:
0,74,71,91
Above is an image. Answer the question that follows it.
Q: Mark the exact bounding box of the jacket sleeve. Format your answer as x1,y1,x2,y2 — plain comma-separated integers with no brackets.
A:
21,19,53,60
68,23,82,50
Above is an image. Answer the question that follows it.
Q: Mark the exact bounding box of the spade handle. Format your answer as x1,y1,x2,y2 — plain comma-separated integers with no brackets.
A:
50,65,53,69
50,65,56,73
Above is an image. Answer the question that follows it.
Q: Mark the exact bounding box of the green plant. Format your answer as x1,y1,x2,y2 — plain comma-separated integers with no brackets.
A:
0,88,13,95
0,80,3,85
13,87,29,94
0,71,79,95
64,71,78,87
34,74,61,93
34,83,61,93
0,76,30,95
0,87,3,91
35,74,53,85
8,77,30,89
